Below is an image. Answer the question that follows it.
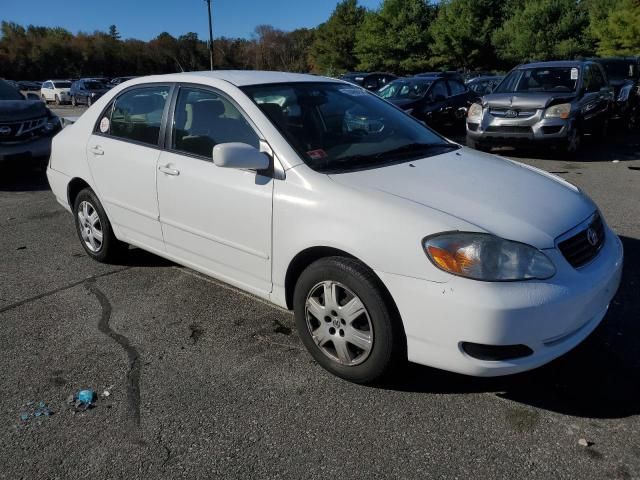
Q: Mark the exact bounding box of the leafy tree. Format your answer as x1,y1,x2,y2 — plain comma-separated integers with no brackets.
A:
354,0,437,74
429,0,507,71
309,0,365,73
590,0,640,56
493,0,593,63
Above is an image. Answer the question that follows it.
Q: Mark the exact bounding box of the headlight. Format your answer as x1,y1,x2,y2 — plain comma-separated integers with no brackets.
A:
423,232,556,281
618,84,632,102
543,103,571,119
44,114,62,132
467,103,482,122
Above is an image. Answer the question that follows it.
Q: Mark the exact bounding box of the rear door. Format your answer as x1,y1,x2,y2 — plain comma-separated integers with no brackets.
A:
423,80,449,127
87,84,172,252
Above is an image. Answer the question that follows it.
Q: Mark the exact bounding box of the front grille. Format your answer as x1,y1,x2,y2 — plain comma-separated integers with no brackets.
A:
0,117,48,143
558,214,605,268
490,108,536,118
485,125,532,134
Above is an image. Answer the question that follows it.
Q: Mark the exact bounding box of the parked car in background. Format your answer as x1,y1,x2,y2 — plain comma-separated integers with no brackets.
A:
18,80,42,92
47,71,623,383
467,60,613,155
0,79,61,165
70,79,109,106
40,80,72,105
591,56,640,130
466,75,504,95
378,75,479,131
416,71,465,83
109,76,137,87
339,72,397,91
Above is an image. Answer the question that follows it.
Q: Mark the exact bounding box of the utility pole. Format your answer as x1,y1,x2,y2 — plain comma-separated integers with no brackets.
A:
205,0,214,70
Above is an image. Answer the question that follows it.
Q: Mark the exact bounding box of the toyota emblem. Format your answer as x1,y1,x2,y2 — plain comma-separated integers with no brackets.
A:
0,126,11,136
587,227,599,247
505,110,518,118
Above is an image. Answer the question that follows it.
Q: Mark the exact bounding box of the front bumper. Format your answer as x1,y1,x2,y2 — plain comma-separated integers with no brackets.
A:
377,225,624,377
467,109,571,146
0,135,53,163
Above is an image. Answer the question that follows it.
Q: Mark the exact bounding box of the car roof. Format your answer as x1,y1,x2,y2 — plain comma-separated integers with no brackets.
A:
468,75,503,81
123,70,341,87
518,60,589,69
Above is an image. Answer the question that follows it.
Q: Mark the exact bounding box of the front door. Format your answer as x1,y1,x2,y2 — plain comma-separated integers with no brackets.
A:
86,84,172,251
156,86,273,296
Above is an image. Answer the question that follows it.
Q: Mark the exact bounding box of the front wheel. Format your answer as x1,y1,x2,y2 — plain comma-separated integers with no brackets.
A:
73,188,127,263
563,125,582,158
293,257,405,384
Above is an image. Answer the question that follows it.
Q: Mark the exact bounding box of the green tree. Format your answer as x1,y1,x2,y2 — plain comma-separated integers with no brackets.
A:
590,0,640,56
493,0,593,63
429,0,507,71
309,0,365,74
108,25,120,40
354,0,437,74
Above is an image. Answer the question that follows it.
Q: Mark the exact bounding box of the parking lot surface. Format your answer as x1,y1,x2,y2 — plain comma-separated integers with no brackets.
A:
1,124,639,479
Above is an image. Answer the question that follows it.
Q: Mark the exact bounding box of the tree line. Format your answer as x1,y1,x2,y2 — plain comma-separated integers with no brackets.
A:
1,0,638,81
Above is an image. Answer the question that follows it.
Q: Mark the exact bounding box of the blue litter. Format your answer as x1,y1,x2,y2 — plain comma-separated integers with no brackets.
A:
77,390,95,404
20,413,29,422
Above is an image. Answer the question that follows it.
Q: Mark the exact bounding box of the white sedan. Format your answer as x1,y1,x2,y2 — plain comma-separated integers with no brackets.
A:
46,71,623,383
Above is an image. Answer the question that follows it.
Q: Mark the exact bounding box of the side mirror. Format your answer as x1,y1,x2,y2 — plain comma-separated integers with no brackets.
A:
212,142,270,170
25,92,40,101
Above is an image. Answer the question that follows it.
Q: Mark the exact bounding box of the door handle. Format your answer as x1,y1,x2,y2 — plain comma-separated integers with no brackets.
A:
89,145,104,156
158,164,180,176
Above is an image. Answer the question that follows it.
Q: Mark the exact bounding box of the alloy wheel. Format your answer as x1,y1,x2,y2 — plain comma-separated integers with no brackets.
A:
305,281,374,366
77,201,103,252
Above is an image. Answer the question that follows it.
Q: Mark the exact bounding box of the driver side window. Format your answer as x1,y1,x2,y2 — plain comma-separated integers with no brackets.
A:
172,87,259,159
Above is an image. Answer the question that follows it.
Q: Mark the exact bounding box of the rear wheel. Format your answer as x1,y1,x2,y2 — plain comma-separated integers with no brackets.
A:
73,188,127,263
293,257,405,384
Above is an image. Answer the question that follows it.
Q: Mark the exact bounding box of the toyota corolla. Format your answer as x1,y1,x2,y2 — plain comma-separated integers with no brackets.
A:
46,71,623,383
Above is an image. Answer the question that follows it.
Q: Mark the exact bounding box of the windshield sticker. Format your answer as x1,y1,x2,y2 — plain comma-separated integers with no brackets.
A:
307,149,328,160
339,88,367,96
570,68,579,80
99,117,110,133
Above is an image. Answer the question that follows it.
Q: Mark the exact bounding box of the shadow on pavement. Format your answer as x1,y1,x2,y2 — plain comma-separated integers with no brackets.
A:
0,162,50,192
383,235,640,419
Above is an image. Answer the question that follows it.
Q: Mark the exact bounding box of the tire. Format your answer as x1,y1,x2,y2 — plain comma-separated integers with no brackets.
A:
55,95,60,106
293,256,405,384
73,188,127,263
562,124,582,159
71,96,76,107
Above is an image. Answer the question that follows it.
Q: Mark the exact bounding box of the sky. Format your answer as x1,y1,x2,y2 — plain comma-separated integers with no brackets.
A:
2,0,382,41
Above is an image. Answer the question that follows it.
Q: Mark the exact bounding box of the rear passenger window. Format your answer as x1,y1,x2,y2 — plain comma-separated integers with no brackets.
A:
171,87,259,159
107,86,170,146
448,80,466,95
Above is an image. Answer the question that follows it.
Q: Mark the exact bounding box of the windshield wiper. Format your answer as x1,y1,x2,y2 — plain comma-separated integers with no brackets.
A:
372,142,458,160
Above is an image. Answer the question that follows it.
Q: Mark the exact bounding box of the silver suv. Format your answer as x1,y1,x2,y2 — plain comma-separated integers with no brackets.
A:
466,60,613,155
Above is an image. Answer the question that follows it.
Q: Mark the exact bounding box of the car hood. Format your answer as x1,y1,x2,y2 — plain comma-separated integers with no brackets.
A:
482,92,576,110
328,148,595,249
0,100,48,122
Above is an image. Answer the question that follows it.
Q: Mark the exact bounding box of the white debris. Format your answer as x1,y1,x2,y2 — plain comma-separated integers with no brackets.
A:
578,438,590,447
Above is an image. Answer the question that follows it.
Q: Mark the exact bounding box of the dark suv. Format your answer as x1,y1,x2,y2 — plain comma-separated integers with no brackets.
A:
591,57,640,130
0,80,61,165
70,79,109,106
378,75,479,132
466,60,613,155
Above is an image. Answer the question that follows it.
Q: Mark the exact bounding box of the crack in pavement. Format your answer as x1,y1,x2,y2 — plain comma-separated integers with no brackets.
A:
85,278,144,444
0,267,130,314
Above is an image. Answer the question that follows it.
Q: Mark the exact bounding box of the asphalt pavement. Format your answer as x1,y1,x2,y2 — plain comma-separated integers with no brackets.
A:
1,121,639,479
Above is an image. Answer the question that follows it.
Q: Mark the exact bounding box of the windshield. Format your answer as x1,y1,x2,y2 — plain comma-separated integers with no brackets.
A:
85,81,105,90
496,67,579,93
0,80,24,100
54,81,71,88
242,82,456,173
378,79,433,100
599,60,637,81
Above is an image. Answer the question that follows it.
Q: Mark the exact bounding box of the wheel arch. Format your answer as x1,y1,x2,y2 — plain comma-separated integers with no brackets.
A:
67,177,92,209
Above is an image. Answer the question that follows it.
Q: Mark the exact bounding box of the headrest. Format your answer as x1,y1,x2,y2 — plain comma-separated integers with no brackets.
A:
192,99,225,118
